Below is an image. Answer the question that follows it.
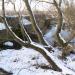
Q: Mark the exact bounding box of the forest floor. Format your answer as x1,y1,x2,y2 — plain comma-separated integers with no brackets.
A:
0,26,75,75
0,45,75,75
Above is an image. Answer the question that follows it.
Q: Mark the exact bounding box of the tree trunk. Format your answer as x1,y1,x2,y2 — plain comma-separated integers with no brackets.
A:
23,0,48,46
18,13,32,43
53,0,73,57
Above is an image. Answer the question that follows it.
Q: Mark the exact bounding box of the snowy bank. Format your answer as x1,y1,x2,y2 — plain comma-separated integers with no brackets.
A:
0,47,75,75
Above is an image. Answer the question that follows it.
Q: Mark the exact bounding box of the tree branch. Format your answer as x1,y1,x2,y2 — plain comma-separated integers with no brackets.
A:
23,0,49,46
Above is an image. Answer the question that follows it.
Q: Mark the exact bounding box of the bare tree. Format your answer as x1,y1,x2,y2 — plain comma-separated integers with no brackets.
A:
23,0,49,46
2,0,61,71
52,0,74,57
35,0,74,57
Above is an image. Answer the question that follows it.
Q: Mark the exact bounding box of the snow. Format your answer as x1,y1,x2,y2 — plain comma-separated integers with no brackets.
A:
0,23,6,30
64,54,75,72
0,47,61,75
21,18,31,25
60,29,71,41
44,26,71,45
44,26,57,45
50,48,75,75
0,45,75,75
0,25,75,75
0,23,11,30
4,41,13,46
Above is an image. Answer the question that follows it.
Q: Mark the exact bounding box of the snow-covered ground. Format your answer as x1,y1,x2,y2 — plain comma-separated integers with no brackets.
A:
0,24,75,75
0,46,75,75
0,47,60,75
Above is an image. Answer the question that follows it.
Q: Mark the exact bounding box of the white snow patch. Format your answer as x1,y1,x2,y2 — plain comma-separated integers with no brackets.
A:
0,23,6,30
60,29,71,41
44,26,57,45
21,18,31,25
44,26,71,45
4,41,13,46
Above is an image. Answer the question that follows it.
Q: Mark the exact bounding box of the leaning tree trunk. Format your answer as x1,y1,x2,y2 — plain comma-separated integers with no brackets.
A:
2,0,61,71
23,0,48,46
53,0,64,46
53,0,73,57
